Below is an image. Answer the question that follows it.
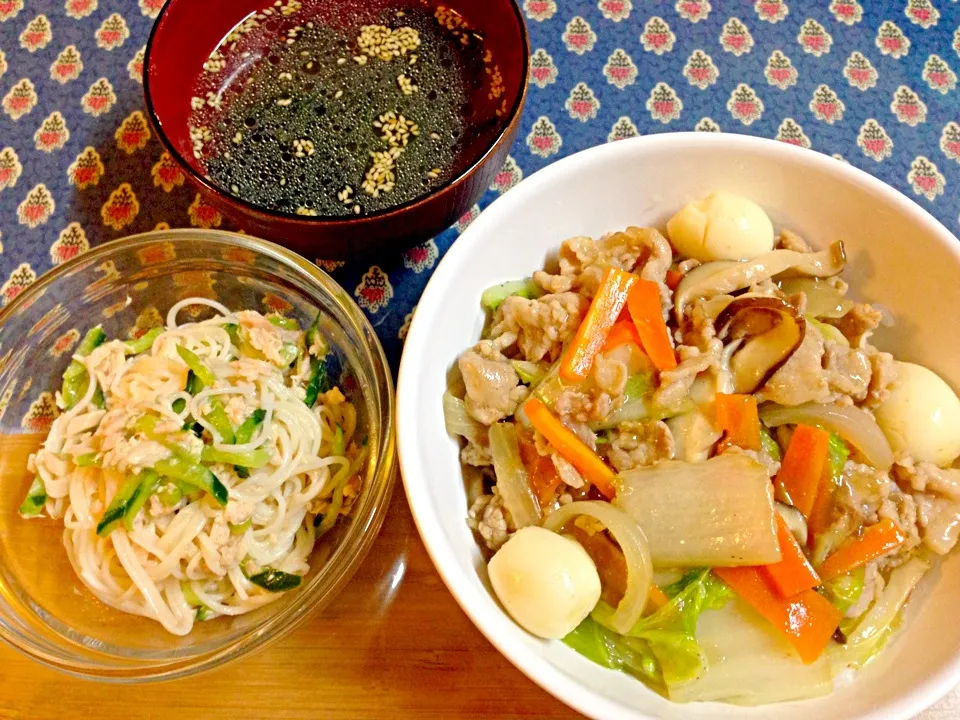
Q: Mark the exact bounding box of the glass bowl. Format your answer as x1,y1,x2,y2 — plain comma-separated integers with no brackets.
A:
0,229,396,681
143,0,529,259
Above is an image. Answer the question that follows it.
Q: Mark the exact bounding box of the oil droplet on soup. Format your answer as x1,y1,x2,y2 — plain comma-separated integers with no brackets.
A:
187,0,499,218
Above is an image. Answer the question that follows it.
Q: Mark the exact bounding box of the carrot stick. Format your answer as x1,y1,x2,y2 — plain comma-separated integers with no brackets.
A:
763,514,821,597
665,269,684,291
715,394,761,451
560,268,636,382
818,518,906,582
714,566,841,663
646,584,670,612
523,397,616,499
626,279,677,371
776,424,830,518
601,319,644,354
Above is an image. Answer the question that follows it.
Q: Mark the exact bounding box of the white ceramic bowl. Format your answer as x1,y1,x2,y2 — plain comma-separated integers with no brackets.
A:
396,133,960,719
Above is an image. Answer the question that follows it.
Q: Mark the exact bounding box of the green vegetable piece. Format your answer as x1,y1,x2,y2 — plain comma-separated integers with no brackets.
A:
157,483,183,507
827,433,850,480
18,477,47,518
75,452,101,467
172,398,186,414
184,370,202,396
332,424,345,456
303,357,329,408
133,414,201,461
203,396,235,443
181,580,203,606
91,386,105,409
267,315,299,331
176,345,216,388
123,470,161,531
510,360,546,386
96,474,143,536
587,569,734,688
480,278,541,312
305,311,329,358
201,446,271,468
155,457,228,506
229,518,252,535
124,327,163,355
279,342,299,366
623,372,654,401
223,323,241,346
235,409,266,443
564,617,661,687
249,568,302,592
825,566,865,617
234,409,266,479
61,326,107,410
760,426,782,463
196,606,214,622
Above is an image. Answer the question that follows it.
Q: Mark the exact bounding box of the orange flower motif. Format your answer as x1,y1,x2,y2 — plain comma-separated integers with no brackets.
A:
96,13,129,50
0,0,24,22
101,183,140,231
19,14,52,53
151,151,185,192
64,0,96,20
67,147,105,189
50,45,83,84
188,194,223,229
81,77,116,116
127,45,145,83
136,242,176,266
50,222,89,264
17,184,55,228
3,78,38,121
262,293,293,314
34,111,70,153
49,328,80,359
116,110,151,154
1,262,37,306
21,392,58,433
0,146,22,192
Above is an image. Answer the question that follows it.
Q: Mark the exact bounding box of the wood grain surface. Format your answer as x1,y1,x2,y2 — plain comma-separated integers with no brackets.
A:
2,482,958,719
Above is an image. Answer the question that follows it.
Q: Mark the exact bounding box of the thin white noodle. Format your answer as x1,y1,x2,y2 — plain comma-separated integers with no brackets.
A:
21,298,359,634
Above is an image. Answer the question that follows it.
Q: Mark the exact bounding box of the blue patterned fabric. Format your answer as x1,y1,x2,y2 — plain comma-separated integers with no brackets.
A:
1,0,959,375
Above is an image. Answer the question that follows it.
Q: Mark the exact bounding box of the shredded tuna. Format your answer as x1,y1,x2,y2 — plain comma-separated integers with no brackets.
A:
458,349,527,425
606,420,675,472
490,292,586,363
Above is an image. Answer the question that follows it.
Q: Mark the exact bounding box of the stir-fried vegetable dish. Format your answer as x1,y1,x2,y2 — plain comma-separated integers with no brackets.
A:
19,298,366,635
445,191,960,704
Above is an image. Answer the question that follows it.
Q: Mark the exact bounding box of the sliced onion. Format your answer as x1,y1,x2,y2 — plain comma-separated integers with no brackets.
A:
779,278,854,319
442,391,487,447
543,500,652,634
760,402,893,470
488,422,541,528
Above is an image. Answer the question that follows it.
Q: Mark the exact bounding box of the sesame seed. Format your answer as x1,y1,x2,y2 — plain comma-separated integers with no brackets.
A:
334,89,344,99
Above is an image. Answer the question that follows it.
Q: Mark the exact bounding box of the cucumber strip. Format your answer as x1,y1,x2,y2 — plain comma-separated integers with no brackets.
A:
229,518,252,535
223,323,241,347
155,457,228,506
303,358,328,408
96,474,142,536
176,345,216,388
267,315,299,331
157,482,183,507
132,414,201,461
181,580,203,607
332,424,345,456
18,477,47,518
249,568,302,592
279,342,299,366
196,606,214,621
61,326,107,410
201,446,271,468
123,470,161,531
172,398,186,413
305,311,329,358
204,397,235,443
124,327,163,355
75,452,101,467
184,370,203,396
480,278,541,312
233,409,265,478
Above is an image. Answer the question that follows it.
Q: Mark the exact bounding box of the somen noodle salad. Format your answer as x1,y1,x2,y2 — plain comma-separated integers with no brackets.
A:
446,192,960,704
19,298,366,635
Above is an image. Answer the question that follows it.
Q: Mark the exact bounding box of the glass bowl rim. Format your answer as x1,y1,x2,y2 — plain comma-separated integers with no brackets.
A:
142,0,531,225
0,228,398,683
